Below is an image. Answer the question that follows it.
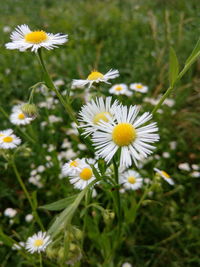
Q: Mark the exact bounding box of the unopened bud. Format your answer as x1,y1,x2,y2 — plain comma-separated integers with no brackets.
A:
21,103,38,118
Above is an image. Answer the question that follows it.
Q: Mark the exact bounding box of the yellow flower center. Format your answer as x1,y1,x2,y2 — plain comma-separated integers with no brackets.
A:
128,176,136,184
33,239,44,247
136,84,143,89
93,112,110,125
70,160,78,167
3,136,13,143
18,113,25,120
87,71,104,81
112,123,136,146
115,86,123,91
161,171,170,178
79,167,93,180
25,31,48,44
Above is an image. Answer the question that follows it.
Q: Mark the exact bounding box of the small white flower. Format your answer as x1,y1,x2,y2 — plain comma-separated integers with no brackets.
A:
78,97,119,136
169,141,177,150
191,164,199,171
6,24,68,52
109,84,132,96
4,208,17,218
92,105,159,168
72,69,119,89
0,130,21,149
77,143,87,151
154,168,174,185
26,231,51,254
119,170,143,190
178,163,191,171
68,161,97,190
37,165,46,173
122,262,132,267
162,152,170,158
190,171,200,178
62,158,86,176
10,105,33,125
25,214,34,222
130,83,148,93
12,242,25,250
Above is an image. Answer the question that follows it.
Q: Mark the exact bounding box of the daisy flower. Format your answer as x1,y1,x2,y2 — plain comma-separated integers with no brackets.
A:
109,84,132,96
26,231,52,254
68,162,97,190
5,24,68,52
119,170,143,190
10,105,33,125
72,69,119,89
0,130,21,149
79,97,119,136
130,83,148,93
62,158,86,176
154,168,175,185
92,105,159,167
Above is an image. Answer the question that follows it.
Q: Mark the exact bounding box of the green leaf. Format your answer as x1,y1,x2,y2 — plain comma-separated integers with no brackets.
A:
39,194,78,211
169,47,179,86
185,37,200,66
0,229,14,246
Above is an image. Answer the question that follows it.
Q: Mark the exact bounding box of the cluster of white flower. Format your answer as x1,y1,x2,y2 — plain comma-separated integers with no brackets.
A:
109,83,148,96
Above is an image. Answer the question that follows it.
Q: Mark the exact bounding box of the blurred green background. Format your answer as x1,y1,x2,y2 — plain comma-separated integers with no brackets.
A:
0,0,200,266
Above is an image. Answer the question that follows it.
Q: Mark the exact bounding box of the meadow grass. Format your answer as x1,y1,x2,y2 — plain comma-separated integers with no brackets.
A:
0,0,200,266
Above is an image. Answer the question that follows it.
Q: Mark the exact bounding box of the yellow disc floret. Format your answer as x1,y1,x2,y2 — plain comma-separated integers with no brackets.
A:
79,168,93,180
18,113,25,120
115,86,123,91
93,112,110,124
128,176,136,184
136,84,143,89
34,239,44,247
161,171,170,178
25,31,48,44
70,160,78,167
3,136,13,143
112,123,136,146
87,71,104,81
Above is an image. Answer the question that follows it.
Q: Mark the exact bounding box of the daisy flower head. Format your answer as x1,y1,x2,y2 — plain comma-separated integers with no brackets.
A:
79,97,120,136
62,158,86,176
26,231,52,254
0,129,21,149
72,69,119,89
109,84,132,96
130,83,148,93
119,169,143,190
68,161,97,190
154,168,174,185
92,105,159,168
5,24,68,52
10,105,33,125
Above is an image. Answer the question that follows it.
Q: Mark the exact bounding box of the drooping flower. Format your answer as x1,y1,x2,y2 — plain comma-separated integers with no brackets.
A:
119,169,143,190
10,105,33,125
26,231,52,254
154,168,174,185
109,84,132,96
5,24,68,52
130,83,148,93
78,97,119,136
72,69,119,89
92,105,159,167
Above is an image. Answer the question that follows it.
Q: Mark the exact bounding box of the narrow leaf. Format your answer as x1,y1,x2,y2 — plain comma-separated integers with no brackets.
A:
169,47,179,86
39,194,78,211
185,37,200,66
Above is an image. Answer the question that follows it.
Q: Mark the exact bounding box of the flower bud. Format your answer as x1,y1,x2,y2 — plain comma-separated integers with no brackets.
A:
21,103,38,118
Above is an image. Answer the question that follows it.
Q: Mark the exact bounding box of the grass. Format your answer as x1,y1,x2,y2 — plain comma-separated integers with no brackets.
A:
0,0,200,266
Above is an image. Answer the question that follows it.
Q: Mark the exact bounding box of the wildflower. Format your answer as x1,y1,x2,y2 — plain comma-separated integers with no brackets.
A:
119,170,143,190
92,105,159,167
68,161,97,190
130,83,148,93
4,208,17,218
26,231,51,254
6,24,68,52
37,165,45,173
79,97,119,136
190,171,200,178
162,152,170,158
12,242,25,250
62,158,86,176
154,168,174,185
109,84,132,96
178,162,191,171
10,105,33,125
191,164,199,171
72,69,119,89
122,263,132,267
25,214,33,223
21,103,38,119
0,129,21,149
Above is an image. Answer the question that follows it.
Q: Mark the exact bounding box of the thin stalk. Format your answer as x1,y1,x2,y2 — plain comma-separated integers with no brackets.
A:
39,253,43,267
112,158,121,221
36,49,78,124
11,157,45,231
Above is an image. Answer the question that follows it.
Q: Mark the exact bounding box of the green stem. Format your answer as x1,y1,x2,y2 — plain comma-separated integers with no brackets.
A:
112,158,121,220
36,49,78,124
11,156,45,231
39,253,43,267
